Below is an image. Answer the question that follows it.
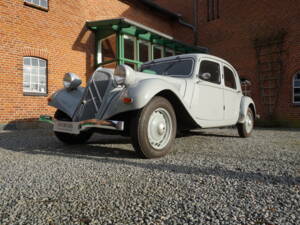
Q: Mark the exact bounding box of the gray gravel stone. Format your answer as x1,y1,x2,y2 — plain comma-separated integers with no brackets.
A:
0,128,299,224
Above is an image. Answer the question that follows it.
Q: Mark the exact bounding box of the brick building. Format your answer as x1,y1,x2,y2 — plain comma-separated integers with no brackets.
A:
1,0,300,127
0,0,201,127
168,0,300,125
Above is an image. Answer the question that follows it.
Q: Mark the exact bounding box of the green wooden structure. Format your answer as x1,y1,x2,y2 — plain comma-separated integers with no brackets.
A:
86,18,208,69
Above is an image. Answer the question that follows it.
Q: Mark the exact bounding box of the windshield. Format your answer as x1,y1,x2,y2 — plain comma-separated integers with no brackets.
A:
140,58,194,77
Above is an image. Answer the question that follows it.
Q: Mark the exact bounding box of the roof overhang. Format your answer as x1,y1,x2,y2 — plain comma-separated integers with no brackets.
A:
86,18,208,53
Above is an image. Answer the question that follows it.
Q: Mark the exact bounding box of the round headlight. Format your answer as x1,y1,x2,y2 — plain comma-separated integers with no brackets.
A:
114,64,135,86
63,72,82,90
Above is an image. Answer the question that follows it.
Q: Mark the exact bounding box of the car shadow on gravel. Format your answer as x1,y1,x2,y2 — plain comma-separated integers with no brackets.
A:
0,129,299,186
0,130,137,159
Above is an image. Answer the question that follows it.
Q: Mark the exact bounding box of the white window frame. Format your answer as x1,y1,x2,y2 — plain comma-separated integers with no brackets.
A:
293,72,300,104
23,57,47,94
97,34,116,64
138,40,151,62
24,0,48,9
152,45,164,60
123,35,137,61
165,48,175,57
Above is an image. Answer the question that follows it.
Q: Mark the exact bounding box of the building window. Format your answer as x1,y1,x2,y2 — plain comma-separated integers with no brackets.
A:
97,34,117,68
224,66,237,89
293,72,300,104
23,57,47,94
138,40,151,63
24,0,48,9
207,0,219,21
153,45,163,59
123,35,137,69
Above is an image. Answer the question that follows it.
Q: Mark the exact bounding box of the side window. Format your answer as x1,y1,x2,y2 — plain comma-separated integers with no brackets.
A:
199,60,221,84
23,57,47,94
224,66,237,89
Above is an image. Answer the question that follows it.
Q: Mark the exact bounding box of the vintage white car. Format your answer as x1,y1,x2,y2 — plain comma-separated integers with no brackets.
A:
40,54,257,158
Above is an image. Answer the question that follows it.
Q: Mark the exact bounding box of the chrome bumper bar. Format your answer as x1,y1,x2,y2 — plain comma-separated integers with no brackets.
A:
39,115,124,134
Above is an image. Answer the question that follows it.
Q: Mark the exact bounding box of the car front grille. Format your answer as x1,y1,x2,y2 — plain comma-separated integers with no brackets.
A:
73,71,112,121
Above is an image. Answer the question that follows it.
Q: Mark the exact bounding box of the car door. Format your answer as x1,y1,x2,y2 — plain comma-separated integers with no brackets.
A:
191,59,224,123
222,64,242,124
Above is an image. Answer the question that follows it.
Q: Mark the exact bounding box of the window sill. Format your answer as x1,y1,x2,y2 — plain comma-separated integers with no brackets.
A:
24,2,49,12
23,92,48,97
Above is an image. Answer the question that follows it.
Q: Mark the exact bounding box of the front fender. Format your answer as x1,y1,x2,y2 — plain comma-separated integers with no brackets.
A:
238,96,257,123
49,87,85,118
101,79,184,119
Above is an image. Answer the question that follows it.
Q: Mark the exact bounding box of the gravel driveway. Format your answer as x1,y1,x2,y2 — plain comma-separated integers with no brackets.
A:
0,128,299,225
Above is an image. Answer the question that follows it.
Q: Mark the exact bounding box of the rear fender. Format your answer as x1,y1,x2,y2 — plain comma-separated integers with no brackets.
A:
48,87,85,118
238,96,256,123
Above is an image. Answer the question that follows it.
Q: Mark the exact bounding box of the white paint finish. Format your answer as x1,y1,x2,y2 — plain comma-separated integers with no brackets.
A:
191,80,224,121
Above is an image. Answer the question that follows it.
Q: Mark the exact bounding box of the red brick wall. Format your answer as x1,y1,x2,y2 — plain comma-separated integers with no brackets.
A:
196,0,300,121
0,0,180,124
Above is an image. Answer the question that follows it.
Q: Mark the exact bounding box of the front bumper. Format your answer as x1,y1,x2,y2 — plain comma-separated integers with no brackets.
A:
39,115,124,134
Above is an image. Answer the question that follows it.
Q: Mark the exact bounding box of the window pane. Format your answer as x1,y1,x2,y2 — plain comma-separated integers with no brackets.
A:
24,57,31,65
39,67,46,76
39,85,46,93
39,59,46,67
31,76,38,83
101,35,116,63
141,59,194,76
199,60,220,84
153,47,162,59
294,96,300,103
23,66,31,74
33,0,39,5
40,0,48,8
294,81,300,87
32,58,38,66
294,88,300,94
139,42,150,62
224,66,237,89
24,73,30,83
32,67,38,75
124,36,135,60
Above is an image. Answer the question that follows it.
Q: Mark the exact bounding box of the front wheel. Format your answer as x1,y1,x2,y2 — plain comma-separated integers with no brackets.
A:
131,97,177,158
237,108,254,138
54,110,93,144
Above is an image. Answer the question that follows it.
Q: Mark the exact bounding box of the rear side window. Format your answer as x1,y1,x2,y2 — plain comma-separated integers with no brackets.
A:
224,66,237,89
199,60,221,84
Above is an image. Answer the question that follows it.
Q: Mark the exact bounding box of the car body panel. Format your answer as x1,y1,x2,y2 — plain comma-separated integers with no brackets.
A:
47,53,257,130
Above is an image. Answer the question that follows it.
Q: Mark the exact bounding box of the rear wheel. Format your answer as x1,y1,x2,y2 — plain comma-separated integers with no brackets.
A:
237,108,254,137
54,110,92,144
131,97,177,158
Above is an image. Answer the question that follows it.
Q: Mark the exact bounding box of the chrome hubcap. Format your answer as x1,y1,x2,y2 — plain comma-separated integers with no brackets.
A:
147,108,172,150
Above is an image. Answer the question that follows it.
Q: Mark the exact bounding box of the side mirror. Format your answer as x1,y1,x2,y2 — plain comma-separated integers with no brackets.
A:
199,72,211,81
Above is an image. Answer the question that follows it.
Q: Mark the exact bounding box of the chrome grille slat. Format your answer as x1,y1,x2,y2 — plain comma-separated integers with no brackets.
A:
88,87,99,111
73,71,112,121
